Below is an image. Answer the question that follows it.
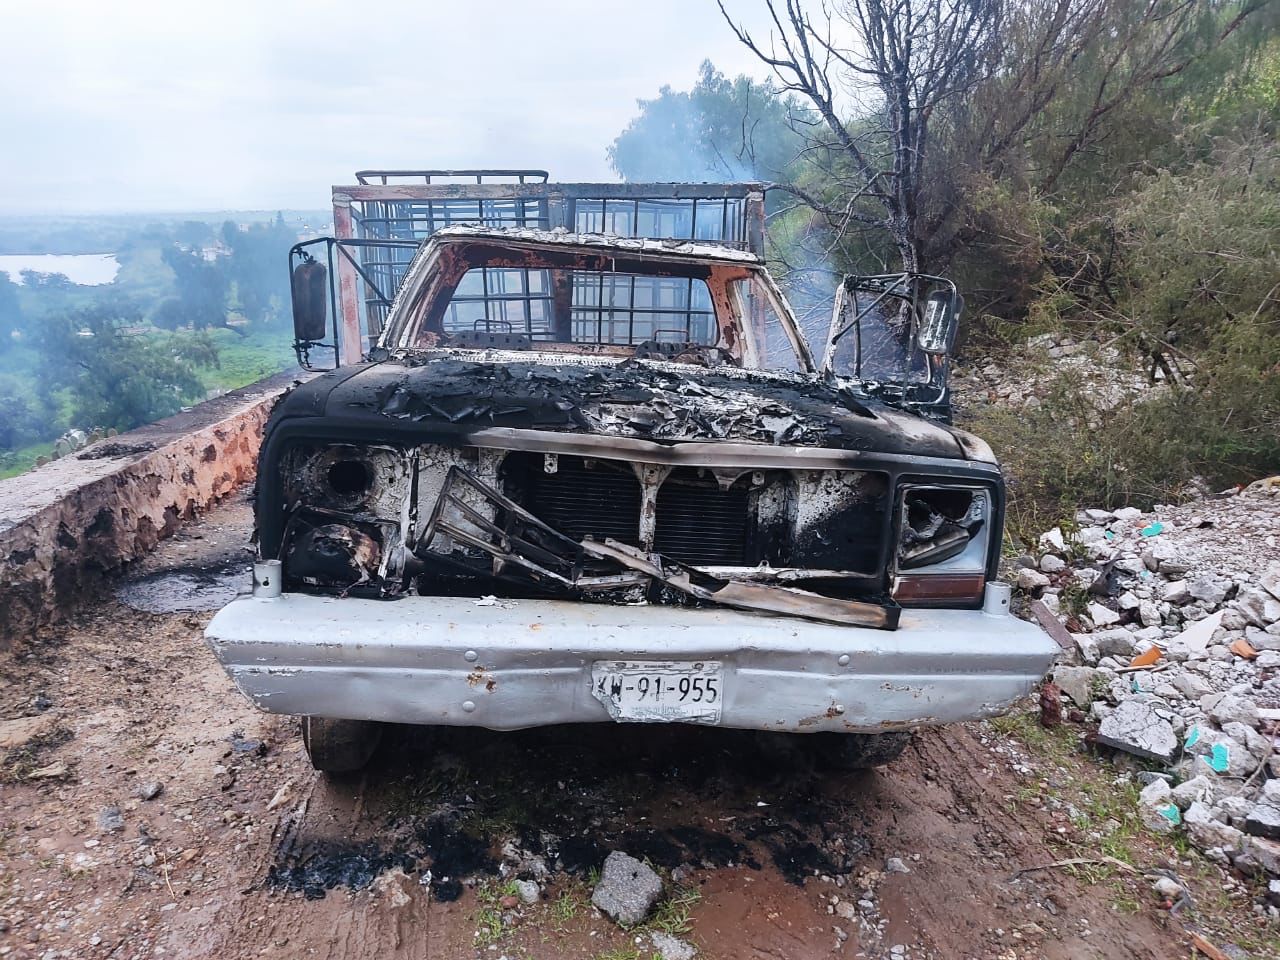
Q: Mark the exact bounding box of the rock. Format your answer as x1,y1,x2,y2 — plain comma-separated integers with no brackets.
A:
885,857,910,874
1262,563,1280,603
1085,508,1114,523
1052,666,1098,707
1040,554,1067,574
650,931,697,960
1223,721,1269,761
1139,601,1163,627
1170,670,1213,700
1237,589,1280,628
1039,527,1067,552
1115,507,1143,522
135,781,164,801
1088,602,1121,628
1205,693,1260,729
1160,580,1191,605
1152,876,1183,900
1095,628,1137,659
1117,591,1141,611
1073,632,1101,665
1187,574,1229,607
591,851,663,926
0,714,59,749
1245,780,1280,840
514,879,540,905
1170,775,1215,810
834,900,858,921
1096,700,1180,763
1244,836,1280,875
1247,625,1280,652
97,806,124,833
1216,795,1255,825
1140,778,1172,804
1017,568,1051,590
1184,801,1244,853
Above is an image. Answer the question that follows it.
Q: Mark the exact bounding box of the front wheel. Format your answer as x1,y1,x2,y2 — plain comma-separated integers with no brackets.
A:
818,731,912,771
301,716,383,773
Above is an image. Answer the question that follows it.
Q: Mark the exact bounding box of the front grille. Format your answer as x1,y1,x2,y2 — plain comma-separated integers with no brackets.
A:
515,456,749,567
655,477,748,566
523,457,641,545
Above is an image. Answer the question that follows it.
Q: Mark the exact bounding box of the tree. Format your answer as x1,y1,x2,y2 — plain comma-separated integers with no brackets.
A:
0,271,22,340
718,0,1271,275
160,243,228,330
219,214,298,326
609,61,808,183
720,0,1001,272
34,299,218,433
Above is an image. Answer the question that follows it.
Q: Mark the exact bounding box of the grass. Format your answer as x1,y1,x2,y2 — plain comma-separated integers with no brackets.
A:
0,440,53,480
646,887,701,936
201,326,296,394
472,878,522,946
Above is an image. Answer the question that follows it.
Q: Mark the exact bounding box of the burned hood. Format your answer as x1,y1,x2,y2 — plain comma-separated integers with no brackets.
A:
277,352,967,459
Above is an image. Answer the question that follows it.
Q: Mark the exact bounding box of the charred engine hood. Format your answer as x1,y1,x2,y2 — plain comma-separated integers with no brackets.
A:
273,352,970,459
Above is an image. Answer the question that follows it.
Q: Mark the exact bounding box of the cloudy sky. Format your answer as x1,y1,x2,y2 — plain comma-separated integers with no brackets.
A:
0,0,778,214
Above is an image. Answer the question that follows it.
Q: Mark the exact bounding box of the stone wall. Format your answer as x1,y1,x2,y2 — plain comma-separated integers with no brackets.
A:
0,371,303,649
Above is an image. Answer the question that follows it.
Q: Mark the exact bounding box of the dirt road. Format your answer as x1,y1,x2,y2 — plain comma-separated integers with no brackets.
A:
1,494,1272,959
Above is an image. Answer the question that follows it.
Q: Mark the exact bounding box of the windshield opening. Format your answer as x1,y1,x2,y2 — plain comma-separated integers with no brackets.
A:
391,241,812,372
438,266,717,346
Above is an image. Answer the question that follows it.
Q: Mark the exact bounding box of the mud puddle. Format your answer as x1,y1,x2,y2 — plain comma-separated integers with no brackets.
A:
115,559,248,612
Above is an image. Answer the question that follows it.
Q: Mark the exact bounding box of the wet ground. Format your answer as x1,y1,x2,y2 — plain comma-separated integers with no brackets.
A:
1,493,1274,959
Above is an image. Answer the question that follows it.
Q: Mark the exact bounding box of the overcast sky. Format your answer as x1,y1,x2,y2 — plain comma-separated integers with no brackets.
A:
0,0,778,214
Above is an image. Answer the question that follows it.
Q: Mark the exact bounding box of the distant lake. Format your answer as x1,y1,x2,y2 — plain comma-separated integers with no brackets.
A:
0,253,119,286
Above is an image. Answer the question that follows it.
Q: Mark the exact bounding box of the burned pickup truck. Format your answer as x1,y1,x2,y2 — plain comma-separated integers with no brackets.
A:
205,223,1057,772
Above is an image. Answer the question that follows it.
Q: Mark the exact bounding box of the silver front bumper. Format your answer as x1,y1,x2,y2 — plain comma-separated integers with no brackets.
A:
204,593,1058,733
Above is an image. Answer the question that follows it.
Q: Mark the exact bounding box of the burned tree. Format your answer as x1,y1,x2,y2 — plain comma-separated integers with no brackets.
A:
719,0,1000,274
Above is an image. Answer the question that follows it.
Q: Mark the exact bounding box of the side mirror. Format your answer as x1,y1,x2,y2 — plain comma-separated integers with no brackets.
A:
917,290,962,355
291,258,329,343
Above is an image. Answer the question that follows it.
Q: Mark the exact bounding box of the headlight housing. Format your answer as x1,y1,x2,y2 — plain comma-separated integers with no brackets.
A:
892,483,992,606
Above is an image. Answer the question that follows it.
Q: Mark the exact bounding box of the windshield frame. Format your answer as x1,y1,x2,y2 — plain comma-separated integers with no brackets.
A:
377,233,817,373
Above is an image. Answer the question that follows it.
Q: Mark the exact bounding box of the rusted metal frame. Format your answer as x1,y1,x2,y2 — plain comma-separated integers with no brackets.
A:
335,182,765,206
331,198,365,363
397,242,757,355
354,169,550,186
579,538,897,630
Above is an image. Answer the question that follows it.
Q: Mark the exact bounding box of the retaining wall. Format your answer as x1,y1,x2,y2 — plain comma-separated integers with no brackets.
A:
0,371,303,649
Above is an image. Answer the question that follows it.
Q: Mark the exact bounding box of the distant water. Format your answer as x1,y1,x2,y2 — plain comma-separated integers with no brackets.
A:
0,253,119,286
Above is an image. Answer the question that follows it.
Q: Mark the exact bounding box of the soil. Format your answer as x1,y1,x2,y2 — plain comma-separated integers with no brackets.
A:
1,493,1274,960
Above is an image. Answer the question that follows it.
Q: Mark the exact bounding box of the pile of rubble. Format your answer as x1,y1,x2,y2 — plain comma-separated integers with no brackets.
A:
953,333,1164,415
1017,477,1280,890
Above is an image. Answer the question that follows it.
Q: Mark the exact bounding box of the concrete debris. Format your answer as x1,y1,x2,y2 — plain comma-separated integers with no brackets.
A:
135,781,163,801
1096,701,1179,763
1183,801,1244,854
590,851,663,926
1015,480,1280,877
649,931,697,960
885,857,911,874
514,879,540,905
1052,665,1098,708
1245,779,1280,840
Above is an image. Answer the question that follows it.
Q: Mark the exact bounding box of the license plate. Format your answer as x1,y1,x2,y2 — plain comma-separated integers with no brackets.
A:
591,660,723,724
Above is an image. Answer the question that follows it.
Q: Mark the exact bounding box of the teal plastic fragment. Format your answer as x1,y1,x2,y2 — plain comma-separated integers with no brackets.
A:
1158,803,1181,824
1104,530,1116,541
1208,742,1229,773
1140,522,1165,537
1185,726,1200,748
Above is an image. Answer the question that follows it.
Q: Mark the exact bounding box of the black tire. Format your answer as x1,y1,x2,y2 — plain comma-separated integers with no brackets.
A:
301,716,383,773
817,731,912,771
